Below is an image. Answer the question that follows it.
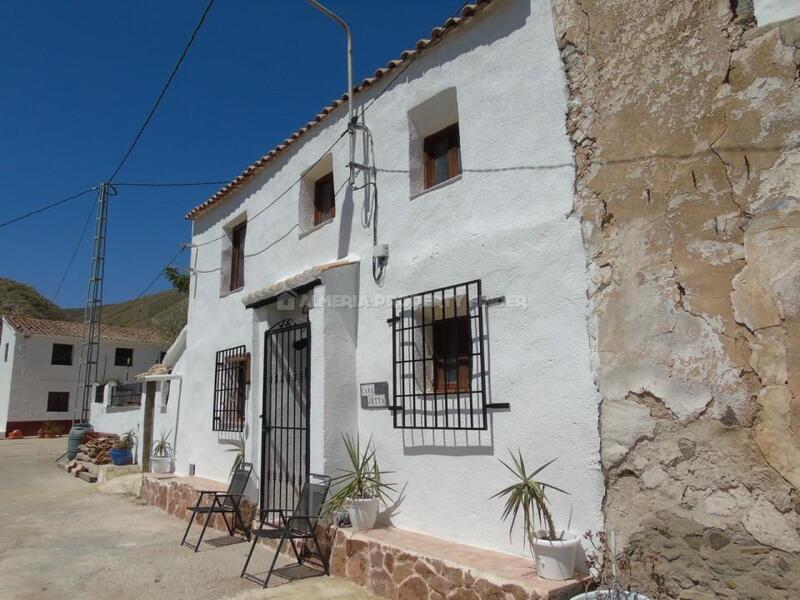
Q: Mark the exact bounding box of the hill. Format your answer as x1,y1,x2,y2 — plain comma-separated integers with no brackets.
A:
0,278,186,342
0,278,66,321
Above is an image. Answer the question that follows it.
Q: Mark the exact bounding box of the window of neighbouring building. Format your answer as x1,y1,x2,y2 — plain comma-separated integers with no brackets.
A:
390,280,487,430
51,343,73,366
3,342,8,362
313,172,336,226
423,123,461,190
212,345,249,432
47,391,69,412
229,221,247,291
95,384,105,403
114,347,134,367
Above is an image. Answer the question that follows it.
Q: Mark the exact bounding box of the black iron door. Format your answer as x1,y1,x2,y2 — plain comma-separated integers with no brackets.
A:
261,319,311,513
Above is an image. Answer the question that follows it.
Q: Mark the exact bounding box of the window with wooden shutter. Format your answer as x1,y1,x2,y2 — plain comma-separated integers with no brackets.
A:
230,222,247,291
423,123,461,189
212,345,249,432
313,172,335,225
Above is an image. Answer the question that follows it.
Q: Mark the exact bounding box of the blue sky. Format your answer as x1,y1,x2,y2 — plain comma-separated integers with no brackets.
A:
0,0,462,307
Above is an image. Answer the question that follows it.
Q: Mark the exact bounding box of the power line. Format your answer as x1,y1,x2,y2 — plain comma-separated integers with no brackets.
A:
190,129,348,248
135,246,187,300
0,188,96,229
107,0,216,182
52,198,97,302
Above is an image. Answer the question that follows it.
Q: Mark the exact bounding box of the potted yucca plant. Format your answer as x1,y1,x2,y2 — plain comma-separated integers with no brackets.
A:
324,434,396,530
150,430,173,474
493,451,580,581
110,430,136,465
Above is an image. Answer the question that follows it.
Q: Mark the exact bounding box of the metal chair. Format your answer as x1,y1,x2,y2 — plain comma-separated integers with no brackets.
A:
181,461,253,552
241,473,332,588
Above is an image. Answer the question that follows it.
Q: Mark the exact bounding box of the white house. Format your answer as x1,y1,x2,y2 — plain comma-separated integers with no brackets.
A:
0,315,166,436
154,0,604,558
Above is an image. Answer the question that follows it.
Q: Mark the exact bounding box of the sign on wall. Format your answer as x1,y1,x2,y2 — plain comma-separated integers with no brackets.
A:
360,382,389,409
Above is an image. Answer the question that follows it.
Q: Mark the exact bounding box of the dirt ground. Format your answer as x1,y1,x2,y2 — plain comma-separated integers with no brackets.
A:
0,437,373,599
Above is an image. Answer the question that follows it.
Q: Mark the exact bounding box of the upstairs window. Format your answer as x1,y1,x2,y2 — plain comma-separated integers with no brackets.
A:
51,343,73,366
391,280,487,430
230,222,247,291
313,173,336,226
4,342,8,362
115,347,134,367
47,391,69,412
212,345,249,432
423,123,461,189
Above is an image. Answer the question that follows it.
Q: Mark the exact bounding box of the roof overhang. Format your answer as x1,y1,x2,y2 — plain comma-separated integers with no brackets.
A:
243,257,359,310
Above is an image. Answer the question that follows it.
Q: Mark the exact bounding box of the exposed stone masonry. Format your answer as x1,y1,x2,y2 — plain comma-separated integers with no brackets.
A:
551,0,800,597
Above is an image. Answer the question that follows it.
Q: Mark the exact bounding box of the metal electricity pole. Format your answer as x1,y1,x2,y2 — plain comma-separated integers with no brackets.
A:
73,182,111,424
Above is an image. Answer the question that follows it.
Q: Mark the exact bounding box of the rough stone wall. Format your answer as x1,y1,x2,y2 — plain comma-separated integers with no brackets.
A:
550,1,800,597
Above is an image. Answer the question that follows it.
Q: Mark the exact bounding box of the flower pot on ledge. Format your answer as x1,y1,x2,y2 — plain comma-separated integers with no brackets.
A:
348,497,380,530
532,530,581,581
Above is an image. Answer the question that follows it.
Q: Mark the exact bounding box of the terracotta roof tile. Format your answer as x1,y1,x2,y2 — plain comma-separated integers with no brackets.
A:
3,315,166,345
186,0,494,221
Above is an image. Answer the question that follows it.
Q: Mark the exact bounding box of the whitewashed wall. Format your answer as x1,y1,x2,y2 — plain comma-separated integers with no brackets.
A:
182,0,603,557
0,325,16,435
754,0,800,25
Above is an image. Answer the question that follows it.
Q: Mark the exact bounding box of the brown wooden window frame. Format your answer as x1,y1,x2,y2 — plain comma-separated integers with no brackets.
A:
423,123,461,190
47,391,69,412
229,221,247,291
432,316,472,393
114,347,134,367
51,343,73,366
313,172,336,226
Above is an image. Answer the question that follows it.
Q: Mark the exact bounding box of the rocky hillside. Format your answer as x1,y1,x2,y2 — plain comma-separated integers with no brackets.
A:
0,278,186,341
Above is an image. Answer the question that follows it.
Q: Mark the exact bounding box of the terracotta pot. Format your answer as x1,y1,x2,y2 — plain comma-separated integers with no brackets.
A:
44,433,56,438
8,430,23,439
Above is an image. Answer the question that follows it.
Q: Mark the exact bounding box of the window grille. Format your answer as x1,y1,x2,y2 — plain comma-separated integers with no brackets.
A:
213,345,249,432
391,279,487,430
110,382,142,407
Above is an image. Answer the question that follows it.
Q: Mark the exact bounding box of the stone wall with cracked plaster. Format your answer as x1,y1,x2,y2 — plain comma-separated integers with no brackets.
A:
550,0,800,597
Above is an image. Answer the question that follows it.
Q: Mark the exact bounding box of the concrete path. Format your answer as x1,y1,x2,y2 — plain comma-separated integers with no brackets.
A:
0,437,373,599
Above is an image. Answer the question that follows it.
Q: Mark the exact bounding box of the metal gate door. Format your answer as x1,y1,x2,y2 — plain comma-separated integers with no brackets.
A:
261,319,311,513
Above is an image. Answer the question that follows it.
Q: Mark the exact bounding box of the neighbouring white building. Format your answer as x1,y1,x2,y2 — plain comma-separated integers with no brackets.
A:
137,0,604,559
0,315,166,436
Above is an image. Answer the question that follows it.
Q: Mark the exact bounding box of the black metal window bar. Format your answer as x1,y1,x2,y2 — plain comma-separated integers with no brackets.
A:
110,382,143,407
213,345,249,432
391,279,487,430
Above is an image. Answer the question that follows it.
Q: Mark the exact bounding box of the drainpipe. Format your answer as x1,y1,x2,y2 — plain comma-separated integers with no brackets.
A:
307,0,356,190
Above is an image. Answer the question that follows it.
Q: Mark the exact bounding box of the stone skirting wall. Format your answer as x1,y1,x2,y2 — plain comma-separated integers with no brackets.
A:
551,0,800,598
140,475,258,534
324,528,585,600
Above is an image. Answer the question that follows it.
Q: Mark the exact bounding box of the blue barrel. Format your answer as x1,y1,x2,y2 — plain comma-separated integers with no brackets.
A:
67,423,93,460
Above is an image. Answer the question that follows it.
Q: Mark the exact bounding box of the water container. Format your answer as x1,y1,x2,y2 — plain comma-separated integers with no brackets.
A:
67,423,93,460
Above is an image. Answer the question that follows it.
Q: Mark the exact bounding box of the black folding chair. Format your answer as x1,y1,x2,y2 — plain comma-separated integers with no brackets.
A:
241,473,332,588
181,461,253,552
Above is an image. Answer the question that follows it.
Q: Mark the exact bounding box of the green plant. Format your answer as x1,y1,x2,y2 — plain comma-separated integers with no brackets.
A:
152,430,173,458
492,451,568,546
113,430,136,451
42,420,61,435
324,434,396,516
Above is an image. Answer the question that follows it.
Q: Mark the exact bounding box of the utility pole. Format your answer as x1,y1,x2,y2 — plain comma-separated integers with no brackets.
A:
73,183,111,424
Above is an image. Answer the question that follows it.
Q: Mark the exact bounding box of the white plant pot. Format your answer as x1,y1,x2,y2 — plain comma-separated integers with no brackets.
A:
570,592,651,600
150,456,172,474
532,530,581,581
348,497,379,530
